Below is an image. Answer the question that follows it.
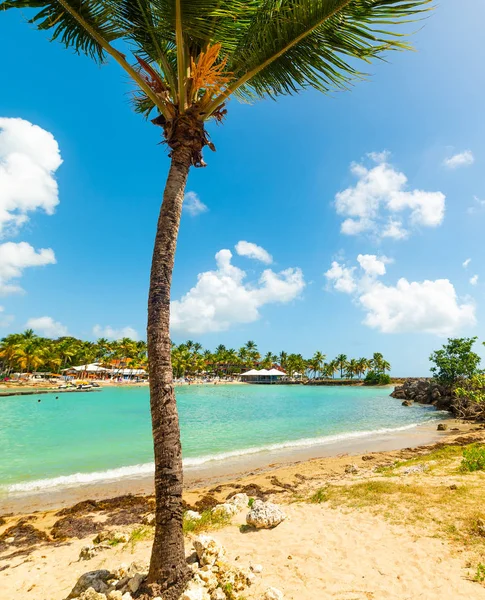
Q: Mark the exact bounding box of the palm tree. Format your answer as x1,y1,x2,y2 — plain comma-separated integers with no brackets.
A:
356,357,370,379
335,354,348,379
346,358,358,379
2,1,431,592
311,351,326,379
371,352,384,373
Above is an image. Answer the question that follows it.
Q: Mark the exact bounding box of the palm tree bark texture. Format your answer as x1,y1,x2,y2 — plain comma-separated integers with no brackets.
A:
145,114,206,596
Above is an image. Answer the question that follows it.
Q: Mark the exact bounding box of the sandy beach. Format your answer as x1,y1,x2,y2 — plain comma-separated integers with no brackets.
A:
2,423,485,600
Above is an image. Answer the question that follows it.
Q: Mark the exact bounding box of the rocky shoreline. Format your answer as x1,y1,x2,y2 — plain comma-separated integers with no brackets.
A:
391,379,454,411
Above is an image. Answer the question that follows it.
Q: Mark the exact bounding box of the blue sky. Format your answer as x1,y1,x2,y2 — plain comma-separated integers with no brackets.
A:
1,1,485,375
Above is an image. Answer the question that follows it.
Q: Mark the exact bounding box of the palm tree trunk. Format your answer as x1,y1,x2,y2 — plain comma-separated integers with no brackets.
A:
146,144,192,596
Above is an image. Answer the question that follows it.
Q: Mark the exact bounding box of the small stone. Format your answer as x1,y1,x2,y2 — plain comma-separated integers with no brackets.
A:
79,544,108,561
449,484,458,490
127,573,145,594
345,464,359,474
211,589,226,600
263,587,284,600
180,581,210,600
67,570,111,598
437,423,448,431
193,535,225,566
401,464,428,475
402,400,413,407
246,500,286,529
4,536,15,544
107,592,123,600
185,510,202,521
362,455,375,461
142,512,155,526
250,563,263,573
211,503,238,519
79,589,107,600
226,493,249,510
121,594,133,600
287,555,292,560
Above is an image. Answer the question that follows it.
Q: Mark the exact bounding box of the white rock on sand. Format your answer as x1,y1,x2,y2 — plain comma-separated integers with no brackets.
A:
262,587,284,600
211,503,238,519
180,580,210,600
185,510,202,521
246,500,286,529
193,535,225,566
226,493,249,510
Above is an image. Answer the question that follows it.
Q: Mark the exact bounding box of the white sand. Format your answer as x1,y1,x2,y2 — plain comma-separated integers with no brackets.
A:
1,503,483,600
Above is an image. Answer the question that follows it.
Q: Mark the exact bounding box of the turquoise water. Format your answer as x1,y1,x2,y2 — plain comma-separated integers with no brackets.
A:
0,385,444,493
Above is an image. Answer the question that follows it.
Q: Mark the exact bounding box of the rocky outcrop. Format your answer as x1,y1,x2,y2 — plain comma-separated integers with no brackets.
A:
246,500,286,529
391,379,453,411
66,536,262,600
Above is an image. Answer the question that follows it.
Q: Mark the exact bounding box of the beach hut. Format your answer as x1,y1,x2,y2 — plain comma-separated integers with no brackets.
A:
240,368,286,384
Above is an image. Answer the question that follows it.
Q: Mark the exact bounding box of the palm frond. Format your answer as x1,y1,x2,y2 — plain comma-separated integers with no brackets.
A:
1,0,123,61
206,0,432,112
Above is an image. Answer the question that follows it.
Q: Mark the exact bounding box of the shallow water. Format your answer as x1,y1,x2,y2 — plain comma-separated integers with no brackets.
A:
0,384,444,493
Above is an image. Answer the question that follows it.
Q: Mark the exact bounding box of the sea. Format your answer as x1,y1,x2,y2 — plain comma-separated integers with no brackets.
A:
0,384,446,497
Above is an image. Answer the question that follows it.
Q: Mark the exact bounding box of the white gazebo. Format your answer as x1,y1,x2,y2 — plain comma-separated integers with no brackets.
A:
240,368,286,384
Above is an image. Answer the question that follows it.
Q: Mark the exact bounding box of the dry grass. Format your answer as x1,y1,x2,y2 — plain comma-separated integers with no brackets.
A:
310,442,485,570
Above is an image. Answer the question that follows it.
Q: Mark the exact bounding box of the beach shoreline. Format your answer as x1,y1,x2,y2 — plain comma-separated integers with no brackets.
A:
0,417,455,515
2,423,485,600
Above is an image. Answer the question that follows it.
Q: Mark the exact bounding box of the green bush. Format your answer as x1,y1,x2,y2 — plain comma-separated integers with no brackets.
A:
461,445,485,473
364,371,391,385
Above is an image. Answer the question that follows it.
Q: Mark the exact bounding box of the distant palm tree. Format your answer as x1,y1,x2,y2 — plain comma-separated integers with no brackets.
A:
2,0,431,591
335,354,348,379
346,358,358,379
312,351,326,378
356,357,370,379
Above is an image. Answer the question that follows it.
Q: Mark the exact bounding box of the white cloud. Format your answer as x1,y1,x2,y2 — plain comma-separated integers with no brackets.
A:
325,255,475,336
0,117,62,236
183,191,208,216
0,241,56,295
357,254,391,277
381,219,408,240
360,279,475,335
335,153,445,239
443,150,474,169
325,261,356,294
463,258,471,268
171,249,305,334
470,275,479,286
93,325,139,340
26,316,68,338
235,241,273,264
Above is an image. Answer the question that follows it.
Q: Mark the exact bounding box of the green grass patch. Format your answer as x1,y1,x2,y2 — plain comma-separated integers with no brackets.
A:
475,563,485,583
310,488,329,504
128,526,154,551
461,445,485,473
183,509,232,534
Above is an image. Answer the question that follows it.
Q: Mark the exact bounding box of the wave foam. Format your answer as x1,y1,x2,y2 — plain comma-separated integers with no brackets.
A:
3,421,437,495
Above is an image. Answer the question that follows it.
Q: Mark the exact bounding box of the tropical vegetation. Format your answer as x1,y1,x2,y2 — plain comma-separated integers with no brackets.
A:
2,0,432,594
0,333,391,382
0,330,147,375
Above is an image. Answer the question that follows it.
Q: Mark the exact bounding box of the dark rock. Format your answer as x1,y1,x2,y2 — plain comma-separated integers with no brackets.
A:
362,455,375,461
402,400,413,407
66,570,111,599
437,423,448,431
